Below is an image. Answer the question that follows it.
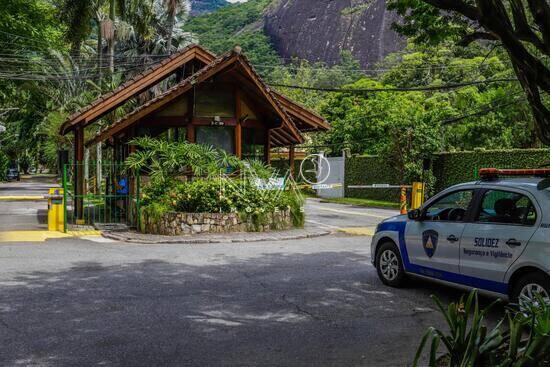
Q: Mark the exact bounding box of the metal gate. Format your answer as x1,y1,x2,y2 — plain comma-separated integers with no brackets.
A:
316,155,345,199
62,162,141,232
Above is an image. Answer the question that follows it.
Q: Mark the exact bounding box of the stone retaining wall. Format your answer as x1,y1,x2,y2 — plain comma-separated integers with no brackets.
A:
141,209,293,236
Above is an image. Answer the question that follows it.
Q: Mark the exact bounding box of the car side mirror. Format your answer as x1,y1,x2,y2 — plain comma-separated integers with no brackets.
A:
408,209,423,221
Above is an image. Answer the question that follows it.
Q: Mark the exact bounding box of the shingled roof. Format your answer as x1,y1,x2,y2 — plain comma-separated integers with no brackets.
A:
60,44,216,135
63,45,329,147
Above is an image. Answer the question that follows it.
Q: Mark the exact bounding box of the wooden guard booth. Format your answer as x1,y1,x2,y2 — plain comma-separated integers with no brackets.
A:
60,45,329,219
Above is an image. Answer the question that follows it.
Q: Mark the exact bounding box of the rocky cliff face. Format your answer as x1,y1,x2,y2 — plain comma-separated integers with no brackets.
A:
264,0,404,67
190,0,229,16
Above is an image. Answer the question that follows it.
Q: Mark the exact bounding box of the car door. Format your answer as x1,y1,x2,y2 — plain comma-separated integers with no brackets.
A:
405,189,475,274
460,188,539,283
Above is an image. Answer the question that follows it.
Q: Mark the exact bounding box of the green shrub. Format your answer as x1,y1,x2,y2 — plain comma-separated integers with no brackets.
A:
413,290,550,367
140,178,305,230
346,149,550,202
432,148,550,192
0,151,9,181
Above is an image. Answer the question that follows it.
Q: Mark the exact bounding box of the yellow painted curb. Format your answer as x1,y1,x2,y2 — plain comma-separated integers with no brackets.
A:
67,230,101,237
338,227,375,236
0,230,101,243
309,205,389,219
0,196,46,201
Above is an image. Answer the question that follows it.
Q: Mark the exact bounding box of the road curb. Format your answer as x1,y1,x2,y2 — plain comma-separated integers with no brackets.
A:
101,228,332,244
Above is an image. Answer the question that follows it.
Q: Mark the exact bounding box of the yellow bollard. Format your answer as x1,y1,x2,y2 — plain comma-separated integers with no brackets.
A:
47,188,64,232
400,186,408,215
411,182,425,209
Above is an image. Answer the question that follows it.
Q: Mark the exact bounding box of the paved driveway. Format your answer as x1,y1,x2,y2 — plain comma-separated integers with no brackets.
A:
0,176,57,231
0,179,502,366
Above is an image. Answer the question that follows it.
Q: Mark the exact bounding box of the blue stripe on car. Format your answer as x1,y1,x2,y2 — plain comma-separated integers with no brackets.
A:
378,221,508,294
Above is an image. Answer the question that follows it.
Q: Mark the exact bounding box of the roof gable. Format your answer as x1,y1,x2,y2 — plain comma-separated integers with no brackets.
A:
87,48,307,147
60,44,216,135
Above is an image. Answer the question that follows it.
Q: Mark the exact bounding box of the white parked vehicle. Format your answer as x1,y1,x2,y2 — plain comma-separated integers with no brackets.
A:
371,169,550,302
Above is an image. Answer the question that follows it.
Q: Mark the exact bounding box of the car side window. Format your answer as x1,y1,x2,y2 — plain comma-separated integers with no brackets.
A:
424,190,473,222
476,190,537,226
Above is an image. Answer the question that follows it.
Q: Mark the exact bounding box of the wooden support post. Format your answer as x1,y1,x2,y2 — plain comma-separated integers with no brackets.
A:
187,88,195,143
264,130,271,164
74,126,85,219
187,123,195,143
235,122,242,158
289,144,295,177
235,89,242,158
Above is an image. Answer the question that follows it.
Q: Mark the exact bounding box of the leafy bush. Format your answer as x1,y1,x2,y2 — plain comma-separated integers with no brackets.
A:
133,140,306,231
141,178,305,231
432,148,550,192
346,148,550,202
413,290,550,367
0,151,9,181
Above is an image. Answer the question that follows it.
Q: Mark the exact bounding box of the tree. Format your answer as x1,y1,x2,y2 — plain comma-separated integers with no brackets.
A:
317,78,444,183
162,0,190,53
388,0,550,145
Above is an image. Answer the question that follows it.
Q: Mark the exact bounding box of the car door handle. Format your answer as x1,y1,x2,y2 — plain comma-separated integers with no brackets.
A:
447,235,459,243
506,239,522,247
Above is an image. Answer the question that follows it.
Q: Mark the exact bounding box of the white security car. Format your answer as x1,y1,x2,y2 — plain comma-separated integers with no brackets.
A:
371,169,550,302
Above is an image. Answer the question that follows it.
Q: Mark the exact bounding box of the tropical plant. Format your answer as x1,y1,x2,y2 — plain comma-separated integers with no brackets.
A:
388,0,550,146
124,137,271,184
413,290,550,367
0,151,9,181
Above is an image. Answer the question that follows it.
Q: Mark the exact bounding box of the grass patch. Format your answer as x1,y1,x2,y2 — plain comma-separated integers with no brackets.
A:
319,197,400,209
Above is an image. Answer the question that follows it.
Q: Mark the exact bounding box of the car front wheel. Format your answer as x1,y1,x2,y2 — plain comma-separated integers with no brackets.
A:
510,272,550,305
376,241,406,287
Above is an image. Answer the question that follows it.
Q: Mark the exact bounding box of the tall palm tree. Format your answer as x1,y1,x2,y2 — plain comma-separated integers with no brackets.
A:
58,0,94,59
162,0,191,54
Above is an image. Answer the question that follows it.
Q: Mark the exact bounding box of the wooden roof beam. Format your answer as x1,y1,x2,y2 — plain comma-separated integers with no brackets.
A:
61,45,216,135
86,53,240,147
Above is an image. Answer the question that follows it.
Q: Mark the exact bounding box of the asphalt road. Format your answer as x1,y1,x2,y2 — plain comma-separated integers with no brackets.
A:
0,175,57,231
0,178,502,366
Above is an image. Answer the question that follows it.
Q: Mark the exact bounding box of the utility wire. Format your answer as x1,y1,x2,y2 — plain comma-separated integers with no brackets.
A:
296,93,526,149
267,78,518,93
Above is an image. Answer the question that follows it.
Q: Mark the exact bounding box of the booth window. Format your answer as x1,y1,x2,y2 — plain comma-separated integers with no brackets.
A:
242,128,265,161
196,126,235,154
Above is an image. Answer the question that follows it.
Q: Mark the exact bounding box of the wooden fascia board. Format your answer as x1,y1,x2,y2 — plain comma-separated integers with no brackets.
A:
86,54,239,147
62,47,212,135
272,91,330,130
281,102,329,130
269,132,285,146
274,126,299,145
271,129,291,146
235,58,304,144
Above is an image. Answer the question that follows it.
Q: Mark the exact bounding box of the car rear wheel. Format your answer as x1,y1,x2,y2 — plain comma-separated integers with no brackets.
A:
510,272,550,305
376,242,406,287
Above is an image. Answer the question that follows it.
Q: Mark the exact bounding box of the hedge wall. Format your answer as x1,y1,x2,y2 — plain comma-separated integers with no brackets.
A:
344,155,402,202
345,149,550,202
432,148,550,192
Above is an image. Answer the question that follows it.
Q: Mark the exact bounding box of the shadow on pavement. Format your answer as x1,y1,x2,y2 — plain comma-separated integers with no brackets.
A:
0,251,504,367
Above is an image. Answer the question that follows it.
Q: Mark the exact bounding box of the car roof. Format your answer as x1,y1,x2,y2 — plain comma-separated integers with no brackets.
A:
452,177,544,192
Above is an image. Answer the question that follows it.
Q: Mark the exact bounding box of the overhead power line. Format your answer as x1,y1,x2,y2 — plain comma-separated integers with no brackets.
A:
267,78,518,93
442,97,526,125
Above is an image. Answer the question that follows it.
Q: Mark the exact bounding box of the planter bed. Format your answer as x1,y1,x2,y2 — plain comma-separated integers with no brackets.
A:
142,209,293,236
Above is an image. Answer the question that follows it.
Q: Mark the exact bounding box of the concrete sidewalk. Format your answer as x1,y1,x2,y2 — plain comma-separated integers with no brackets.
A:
103,226,331,244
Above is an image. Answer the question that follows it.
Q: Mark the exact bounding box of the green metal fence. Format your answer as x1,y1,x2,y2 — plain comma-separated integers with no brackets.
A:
62,162,141,232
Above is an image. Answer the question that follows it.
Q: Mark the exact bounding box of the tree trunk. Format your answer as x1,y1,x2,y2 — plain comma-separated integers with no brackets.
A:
70,41,81,60
418,0,550,145
108,0,116,74
97,21,103,82
166,15,175,54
